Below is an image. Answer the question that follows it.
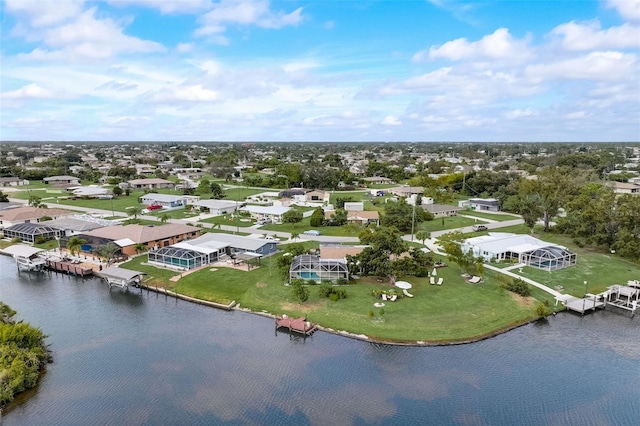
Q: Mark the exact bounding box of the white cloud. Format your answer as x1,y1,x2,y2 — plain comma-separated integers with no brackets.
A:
551,20,640,50
505,108,536,120
5,0,84,27
607,0,640,22
176,43,194,53
2,83,57,100
415,28,532,63
381,115,401,126
151,85,220,102
15,8,165,61
526,51,637,81
107,0,212,14
196,0,303,36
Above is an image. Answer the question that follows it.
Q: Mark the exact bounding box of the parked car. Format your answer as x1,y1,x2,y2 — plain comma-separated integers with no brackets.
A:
146,204,162,211
303,230,321,236
472,224,488,231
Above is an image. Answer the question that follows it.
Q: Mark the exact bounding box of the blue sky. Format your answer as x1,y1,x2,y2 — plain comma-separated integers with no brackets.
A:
1,0,638,142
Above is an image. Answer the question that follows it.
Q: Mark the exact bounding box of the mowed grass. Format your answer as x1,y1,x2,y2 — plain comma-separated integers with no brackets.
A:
417,216,481,233
120,249,538,343
513,232,639,296
459,209,520,222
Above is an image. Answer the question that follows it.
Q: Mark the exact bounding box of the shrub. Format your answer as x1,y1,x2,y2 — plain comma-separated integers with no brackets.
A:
318,282,332,298
501,278,531,297
34,236,48,245
416,267,429,277
329,293,340,301
336,278,348,286
535,303,553,317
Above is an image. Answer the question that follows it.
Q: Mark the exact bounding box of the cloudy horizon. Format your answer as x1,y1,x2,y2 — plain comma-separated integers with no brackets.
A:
1,0,639,142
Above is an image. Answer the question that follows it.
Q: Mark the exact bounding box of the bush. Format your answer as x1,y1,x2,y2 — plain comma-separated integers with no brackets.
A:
34,236,48,245
318,282,332,298
336,278,348,286
501,278,531,297
416,267,429,277
535,303,553,317
329,293,340,301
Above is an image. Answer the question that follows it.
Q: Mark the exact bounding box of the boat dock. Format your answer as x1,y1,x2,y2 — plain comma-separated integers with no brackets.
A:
558,283,639,317
46,259,95,276
275,315,317,337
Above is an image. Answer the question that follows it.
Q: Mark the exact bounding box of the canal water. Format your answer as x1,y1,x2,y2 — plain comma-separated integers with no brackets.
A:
1,255,639,425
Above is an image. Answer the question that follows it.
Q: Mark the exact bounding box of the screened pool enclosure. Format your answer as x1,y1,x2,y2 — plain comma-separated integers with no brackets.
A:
519,246,577,271
289,255,349,283
2,223,61,243
148,246,217,270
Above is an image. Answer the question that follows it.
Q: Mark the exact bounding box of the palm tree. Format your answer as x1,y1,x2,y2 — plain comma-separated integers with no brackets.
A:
95,243,121,265
66,236,87,257
290,232,299,242
416,230,431,246
134,243,148,255
160,213,169,224
127,206,144,222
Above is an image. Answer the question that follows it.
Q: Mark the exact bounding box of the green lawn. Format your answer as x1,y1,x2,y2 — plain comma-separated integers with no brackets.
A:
199,215,257,228
512,232,639,297
222,187,269,200
459,209,520,222
417,216,480,233
119,248,539,343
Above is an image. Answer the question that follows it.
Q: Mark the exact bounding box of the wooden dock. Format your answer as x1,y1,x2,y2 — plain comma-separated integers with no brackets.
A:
564,295,605,315
46,259,94,276
275,316,317,337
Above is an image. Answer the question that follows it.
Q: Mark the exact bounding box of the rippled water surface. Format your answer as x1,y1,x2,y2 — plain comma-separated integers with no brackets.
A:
1,256,638,425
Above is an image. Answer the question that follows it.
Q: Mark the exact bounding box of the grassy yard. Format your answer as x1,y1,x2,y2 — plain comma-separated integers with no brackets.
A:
459,209,520,222
511,232,639,297
119,247,539,343
222,187,269,200
417,216,480,233
199,215,257,228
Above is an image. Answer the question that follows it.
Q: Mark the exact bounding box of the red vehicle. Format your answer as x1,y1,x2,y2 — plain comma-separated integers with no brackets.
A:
146,204,162,211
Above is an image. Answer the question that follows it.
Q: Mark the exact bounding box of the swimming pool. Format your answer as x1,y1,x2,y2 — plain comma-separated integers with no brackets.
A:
298,272,320,280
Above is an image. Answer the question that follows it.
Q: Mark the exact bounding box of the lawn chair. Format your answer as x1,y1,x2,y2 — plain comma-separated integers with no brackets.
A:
390,295,397,302
402,289,414,298
469,276,481,284
437,278,443,286
430,276,436,285
382,294,388,301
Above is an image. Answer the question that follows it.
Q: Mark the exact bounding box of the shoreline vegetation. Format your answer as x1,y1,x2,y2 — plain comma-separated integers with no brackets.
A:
0,303,51,407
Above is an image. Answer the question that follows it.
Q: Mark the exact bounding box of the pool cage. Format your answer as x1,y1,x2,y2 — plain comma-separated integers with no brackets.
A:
148,246,214,270
2,222,61,243
520,246,577,271
289,254,349,283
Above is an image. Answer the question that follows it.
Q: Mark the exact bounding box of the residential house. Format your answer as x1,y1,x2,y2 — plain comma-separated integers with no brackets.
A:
460,198,502,212
0,206,75,228
148,232,277,270
611,182,640,194
388,186,425,197
279,188,308,199
241,205,291,223
0,177,29,187
346,211,380,226
2,222,63,244
44,175,80,187
305,189,330,203
73,223,201,257
462,232,576,271
362,177,394,185
193,199,243,216
139,193,200,208
344,202,364,211
127,178,174,190
422,204,462,218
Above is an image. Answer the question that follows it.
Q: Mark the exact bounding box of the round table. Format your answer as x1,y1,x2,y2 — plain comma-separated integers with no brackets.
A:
395,281,412,290
374,302,385,308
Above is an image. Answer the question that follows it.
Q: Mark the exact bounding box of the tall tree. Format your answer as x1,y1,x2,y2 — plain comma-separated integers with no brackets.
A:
66,236,87,257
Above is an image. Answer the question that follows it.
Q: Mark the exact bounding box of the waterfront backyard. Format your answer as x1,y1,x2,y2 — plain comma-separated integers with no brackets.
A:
121,251,538,343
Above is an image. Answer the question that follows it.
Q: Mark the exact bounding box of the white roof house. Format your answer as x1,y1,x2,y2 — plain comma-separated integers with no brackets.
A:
462,233,576,271
193,199,242,216
240,205,291,222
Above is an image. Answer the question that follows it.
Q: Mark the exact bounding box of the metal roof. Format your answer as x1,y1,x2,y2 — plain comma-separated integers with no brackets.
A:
97,267,146,281
1,245,44,257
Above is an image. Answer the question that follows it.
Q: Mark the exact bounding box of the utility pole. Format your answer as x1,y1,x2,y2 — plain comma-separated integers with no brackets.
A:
411,199,416,242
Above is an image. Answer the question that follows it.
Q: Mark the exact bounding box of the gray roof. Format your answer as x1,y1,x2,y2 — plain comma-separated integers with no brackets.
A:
44,175,79,181
97,267,146,281
1,245,44,257
191,232,273,251
422,204,462,213
46,217,107,232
